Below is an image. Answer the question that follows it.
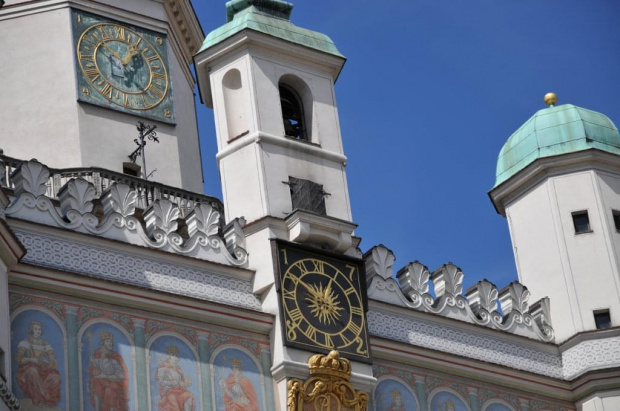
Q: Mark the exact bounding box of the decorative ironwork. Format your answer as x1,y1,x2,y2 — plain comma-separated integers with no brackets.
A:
287,177,328,215
129,121,159,180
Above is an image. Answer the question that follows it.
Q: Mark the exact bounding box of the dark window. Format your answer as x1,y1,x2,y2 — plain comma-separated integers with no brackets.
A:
0,347,5,382
594,309,611,329
279,84,307,140
572,211,591,234
123,162,141,177
288,177,327,215
613,210,620,231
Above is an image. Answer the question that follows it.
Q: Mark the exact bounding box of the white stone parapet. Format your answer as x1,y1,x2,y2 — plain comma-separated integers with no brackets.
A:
1,158,248,267
364,244,554,342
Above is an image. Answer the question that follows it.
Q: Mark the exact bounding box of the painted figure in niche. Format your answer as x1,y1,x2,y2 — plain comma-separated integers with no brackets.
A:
219,357,259,411
375,379,417,411
15,321,62,407
156,345,195,411
387,390,405,411
88,331,129,411
430,391,468,411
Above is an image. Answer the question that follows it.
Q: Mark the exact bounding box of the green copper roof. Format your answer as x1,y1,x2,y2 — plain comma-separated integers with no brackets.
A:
199,0,344,57
494,104,620,187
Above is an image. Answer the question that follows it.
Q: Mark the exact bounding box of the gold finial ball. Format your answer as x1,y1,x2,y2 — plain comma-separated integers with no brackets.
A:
544,92,558,106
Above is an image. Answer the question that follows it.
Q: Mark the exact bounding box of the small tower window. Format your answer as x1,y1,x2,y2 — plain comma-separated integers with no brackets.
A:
572,211,591,234
123,162,141,177
594,309,611,329
279,84,307,141
613,210,620,231
287,177,327,215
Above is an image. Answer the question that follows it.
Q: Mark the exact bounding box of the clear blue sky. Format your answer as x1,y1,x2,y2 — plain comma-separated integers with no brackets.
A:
191,1,620,293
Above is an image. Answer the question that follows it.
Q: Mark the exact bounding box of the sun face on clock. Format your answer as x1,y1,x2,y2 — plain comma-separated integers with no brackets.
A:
275,241,371,362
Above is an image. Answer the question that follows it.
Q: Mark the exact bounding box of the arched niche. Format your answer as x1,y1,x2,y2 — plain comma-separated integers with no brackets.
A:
222,68,250,141
278,74,313,142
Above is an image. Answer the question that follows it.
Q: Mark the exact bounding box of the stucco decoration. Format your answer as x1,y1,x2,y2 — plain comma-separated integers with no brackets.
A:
3,159,248,266
58,178,96,216
13,230,262,311
365,245,554,342
561,335,620,379
364,244,395,282
367,309,562,378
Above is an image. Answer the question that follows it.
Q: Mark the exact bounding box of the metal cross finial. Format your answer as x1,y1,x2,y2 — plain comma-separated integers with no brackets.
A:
129,121,159,180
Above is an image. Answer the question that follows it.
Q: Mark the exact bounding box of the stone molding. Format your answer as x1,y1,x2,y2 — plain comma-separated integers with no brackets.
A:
13,229,262,311
367,307,563,379
561,335,620,380
364,245,554,342
3,159,248,267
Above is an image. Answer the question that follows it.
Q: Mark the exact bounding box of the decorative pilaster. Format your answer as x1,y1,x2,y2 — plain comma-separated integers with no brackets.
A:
413,375,427,410
467,387,480,411
198,332,212,409
260,346,276,410
65,306,80,411
519,398,530,411
133,319,148,411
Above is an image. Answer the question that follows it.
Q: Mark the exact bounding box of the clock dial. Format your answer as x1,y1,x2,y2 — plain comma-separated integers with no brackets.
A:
72,11,175,123
274,241,371,363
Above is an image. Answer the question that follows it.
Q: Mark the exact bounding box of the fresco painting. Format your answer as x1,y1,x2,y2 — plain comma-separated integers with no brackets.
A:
11,310,66,411
149,336,200,411
213,348,264,411
430,391,469,411
374,379,417,411
485,403,514,411
81,323,135,411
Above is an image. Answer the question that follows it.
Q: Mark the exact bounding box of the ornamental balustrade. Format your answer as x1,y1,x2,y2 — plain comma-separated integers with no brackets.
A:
0,154,222,221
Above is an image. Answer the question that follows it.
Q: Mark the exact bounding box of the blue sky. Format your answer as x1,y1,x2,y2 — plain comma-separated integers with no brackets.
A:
192,1,620,293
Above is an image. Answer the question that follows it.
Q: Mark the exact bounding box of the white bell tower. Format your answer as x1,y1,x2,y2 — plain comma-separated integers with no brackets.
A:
195,2,375,408
194,0,356,249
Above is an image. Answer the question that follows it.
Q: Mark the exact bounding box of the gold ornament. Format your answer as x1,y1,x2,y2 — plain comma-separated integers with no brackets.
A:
544,92,558,106
287,351,368,411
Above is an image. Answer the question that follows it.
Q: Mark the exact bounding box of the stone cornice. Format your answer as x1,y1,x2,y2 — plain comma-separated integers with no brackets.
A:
489,149,620,215
195,29,346,107
164,0,204,66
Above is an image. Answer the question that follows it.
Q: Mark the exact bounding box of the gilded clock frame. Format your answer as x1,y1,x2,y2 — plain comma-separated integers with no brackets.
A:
273,240,372,363
72,9,176,124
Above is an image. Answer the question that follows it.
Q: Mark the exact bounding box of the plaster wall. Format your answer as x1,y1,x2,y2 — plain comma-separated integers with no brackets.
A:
208,45,351,223
506,171,620,342
506,178,577,342
0,8,82,167
0,2,203,193
579,391,620,411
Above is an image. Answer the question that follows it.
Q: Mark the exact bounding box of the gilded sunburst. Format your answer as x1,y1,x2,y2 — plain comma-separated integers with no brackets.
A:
306,280,344,325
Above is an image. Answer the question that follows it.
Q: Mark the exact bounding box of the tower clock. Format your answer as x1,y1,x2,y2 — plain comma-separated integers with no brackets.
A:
72,10,175,124
273,240,371,363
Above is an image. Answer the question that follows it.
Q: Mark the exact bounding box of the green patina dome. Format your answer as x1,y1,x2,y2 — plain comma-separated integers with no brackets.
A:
494,104,620,187
199,0,344,57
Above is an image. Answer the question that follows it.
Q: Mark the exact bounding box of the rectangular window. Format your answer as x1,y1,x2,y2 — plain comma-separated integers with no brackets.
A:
594,309,611,329
572,211,591,234
613,210,620,231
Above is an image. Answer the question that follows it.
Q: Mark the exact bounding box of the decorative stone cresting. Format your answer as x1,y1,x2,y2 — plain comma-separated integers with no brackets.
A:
364,244,554,342
3,159,248,266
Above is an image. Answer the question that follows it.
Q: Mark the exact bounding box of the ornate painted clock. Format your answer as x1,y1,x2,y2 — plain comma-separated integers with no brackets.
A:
72,10,175,124
273,240,371,363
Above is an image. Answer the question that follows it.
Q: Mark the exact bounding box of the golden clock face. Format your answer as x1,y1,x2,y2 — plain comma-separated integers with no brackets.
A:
275,241,371,362
77,22,169,111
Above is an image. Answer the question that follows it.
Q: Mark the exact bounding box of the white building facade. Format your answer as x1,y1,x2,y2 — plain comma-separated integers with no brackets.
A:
0,1,618,411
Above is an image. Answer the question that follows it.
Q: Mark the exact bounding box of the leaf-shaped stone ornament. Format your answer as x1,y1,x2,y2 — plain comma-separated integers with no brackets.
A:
12,160,50,197
101,184,137,218
144,199,179,236
58,178,96,216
